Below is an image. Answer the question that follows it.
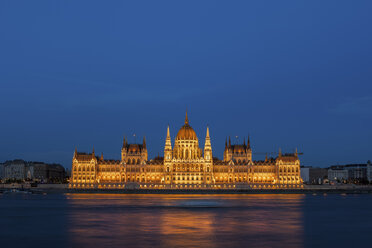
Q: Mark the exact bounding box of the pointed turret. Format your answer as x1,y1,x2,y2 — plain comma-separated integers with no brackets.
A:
74,147,77,158
265,153,268,162
164,125,172,161
143,136,147,149
247,135,251,149
204,126,212,161
122,136,127,148
165,125,171,147
204,126,211,147
100,152,104,160
295,147,298,157
278,148,282,157
121,137,127,162
224,136,233,162
91,146,95,160
185,110,189,125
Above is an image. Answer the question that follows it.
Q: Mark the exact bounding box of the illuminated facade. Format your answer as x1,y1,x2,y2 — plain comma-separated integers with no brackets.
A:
70,112,302,189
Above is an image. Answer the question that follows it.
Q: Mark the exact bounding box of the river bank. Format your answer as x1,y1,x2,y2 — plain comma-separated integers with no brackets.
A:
1,184,372,194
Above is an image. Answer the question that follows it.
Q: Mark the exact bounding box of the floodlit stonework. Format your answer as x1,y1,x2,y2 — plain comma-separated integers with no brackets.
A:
70,112,302,189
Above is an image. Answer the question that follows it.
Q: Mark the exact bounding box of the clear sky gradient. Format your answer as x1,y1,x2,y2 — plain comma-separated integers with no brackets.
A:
1,1,371,168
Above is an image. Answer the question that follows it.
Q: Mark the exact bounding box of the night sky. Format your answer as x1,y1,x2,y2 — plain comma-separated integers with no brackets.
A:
1,1,371,168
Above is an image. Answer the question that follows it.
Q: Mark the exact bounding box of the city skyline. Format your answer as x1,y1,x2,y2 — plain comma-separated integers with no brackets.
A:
0,109,370,169
1,1,371,168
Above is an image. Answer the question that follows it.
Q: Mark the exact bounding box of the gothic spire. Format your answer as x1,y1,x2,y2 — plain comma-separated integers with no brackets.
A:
123,136,127,148
204,126,211,148
143,136,147,149
185,110,189,125
204,125,212,160
165,125,172,148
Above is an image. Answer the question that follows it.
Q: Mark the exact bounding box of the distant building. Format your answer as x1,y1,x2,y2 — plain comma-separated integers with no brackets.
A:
300,166,328,184
367,161,372,183
25,165,34,180
0,163,5,180
0,160,65,183
327,162,371,184
309,167,328,184
345,164,368,183
300,166,310,183
30,162,49,182
47,164,65,182
328,166,348,182
4,160,27,180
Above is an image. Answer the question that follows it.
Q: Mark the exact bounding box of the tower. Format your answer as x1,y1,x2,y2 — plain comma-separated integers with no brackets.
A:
247,136,252,161
121,136,128,162
224,136,233,161
164,125,172,162
204,126,212,161
142,136,148,161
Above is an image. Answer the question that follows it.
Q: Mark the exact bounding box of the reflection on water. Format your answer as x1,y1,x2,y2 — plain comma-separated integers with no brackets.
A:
2,193,372,248
66,194,305,248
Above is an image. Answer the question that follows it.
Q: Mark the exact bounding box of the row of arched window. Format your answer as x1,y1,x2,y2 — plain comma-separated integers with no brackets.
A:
73,166,94,172
279,167,299,173
127,158,141,164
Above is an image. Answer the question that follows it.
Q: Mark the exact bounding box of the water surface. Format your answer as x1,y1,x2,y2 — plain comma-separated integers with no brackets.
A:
0,193,371,248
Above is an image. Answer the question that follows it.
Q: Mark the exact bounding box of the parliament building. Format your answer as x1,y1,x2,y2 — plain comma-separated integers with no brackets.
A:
70,112,302,189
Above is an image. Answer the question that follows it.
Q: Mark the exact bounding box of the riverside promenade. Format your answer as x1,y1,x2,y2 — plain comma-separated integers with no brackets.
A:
1,183,372,194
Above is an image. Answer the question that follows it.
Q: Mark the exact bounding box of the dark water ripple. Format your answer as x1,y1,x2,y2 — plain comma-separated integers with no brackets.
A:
0,193,371,248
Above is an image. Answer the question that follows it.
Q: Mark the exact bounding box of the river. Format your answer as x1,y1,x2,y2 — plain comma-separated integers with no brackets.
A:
0,193,371,248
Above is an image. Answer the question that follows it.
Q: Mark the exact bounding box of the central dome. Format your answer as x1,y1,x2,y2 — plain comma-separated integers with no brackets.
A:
176,112,198,140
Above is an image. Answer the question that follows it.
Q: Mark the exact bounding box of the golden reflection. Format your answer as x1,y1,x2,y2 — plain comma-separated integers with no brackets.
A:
66,194,304,248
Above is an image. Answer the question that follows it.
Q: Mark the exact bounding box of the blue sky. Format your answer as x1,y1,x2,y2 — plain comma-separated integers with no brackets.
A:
0,1,371,168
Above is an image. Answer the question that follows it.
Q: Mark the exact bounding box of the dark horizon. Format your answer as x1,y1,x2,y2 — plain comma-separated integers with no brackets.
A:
1,1,371,169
